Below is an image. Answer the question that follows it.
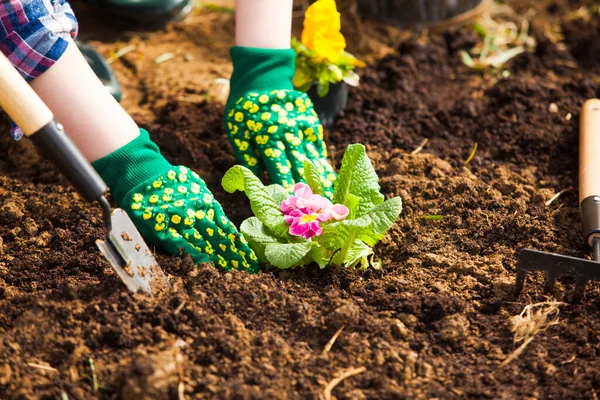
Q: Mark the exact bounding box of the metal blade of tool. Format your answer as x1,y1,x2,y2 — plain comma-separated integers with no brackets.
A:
516,247,600,302
97,209,170,294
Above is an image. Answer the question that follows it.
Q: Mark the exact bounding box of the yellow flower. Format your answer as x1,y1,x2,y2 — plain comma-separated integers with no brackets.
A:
304,0,341,33
311,29,346,62
301,0,345,62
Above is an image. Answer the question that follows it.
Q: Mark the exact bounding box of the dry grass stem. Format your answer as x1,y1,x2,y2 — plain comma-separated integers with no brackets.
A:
174,300,187,315
500,301,564,368
320,367,366,400
107,45,136,64
89,358,98,393
545,188,573,206
410,138,428,155
464,143,478,165
323,326,345,354
27,362,58,373
155,53,177,64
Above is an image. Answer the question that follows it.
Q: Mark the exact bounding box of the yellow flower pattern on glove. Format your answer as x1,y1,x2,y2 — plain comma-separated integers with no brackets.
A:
127,166,259,273
226,89,336,196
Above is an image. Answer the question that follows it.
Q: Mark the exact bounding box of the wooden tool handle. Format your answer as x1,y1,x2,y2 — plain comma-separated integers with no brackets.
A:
580,99,600,202
0,52,53,136
579,99,600,245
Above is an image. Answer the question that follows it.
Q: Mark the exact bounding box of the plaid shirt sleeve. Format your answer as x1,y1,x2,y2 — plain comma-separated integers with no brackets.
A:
0,0,78,139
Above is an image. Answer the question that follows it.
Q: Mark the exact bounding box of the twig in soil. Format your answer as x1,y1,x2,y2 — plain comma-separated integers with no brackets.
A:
89,358,99,393
322,325,345,354
410,138,428,155
173,339,186,400
559,355,576,365
27,362,58,373
545,188,573,206
382,341,404,364
464,143,478,165
174,300,187,315
155,53,176,64
320,367,366,400
61,391,69,400
107,45,136,64
499,301,564,368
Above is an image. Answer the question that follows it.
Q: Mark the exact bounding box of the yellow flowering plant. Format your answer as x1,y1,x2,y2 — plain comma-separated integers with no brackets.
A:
292,0,366,97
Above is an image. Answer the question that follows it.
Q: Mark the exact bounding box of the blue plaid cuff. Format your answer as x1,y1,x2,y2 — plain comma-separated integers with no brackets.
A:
0,0,78,139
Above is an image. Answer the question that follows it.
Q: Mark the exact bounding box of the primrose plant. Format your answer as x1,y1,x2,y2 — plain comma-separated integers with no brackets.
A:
222,144,402,270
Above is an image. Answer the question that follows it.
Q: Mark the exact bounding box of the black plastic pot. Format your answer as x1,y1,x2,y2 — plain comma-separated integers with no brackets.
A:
307,83,349,128
357,0,487,27
87,0,193,25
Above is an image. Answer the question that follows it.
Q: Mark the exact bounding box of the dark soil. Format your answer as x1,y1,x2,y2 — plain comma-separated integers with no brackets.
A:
0,1,599,399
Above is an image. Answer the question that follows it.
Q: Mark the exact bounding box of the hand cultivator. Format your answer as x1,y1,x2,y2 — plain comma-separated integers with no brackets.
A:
0,53,169,295
515,99,600,302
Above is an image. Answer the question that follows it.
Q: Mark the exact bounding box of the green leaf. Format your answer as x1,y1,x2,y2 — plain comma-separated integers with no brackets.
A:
487,46,526,68
265,184,289,205
304,245,329,269
367,197,403,237
333,144,385,217
460,50,475,68
344,241,373,269
473,23,487,37
317,82,330,97
240,217,284,262
265,242,313,269
303,159,324,196
319,197,402,266
344,194,361,219
319,217,372,252
222,166,288,237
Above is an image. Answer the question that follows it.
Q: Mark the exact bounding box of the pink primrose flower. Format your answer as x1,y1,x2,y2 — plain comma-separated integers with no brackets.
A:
280,183,350,239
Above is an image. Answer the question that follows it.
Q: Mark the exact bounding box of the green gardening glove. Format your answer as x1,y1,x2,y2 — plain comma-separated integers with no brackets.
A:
92,129,259,273
225,46,336,197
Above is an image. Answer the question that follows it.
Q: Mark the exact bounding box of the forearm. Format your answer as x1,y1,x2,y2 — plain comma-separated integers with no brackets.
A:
235,0,293,49
30,39,139,162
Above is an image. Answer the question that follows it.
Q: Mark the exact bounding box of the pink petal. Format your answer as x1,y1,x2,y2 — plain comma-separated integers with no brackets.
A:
281,196,298,214
331,204,350,220
298,195,333,215
317,213,331,222
308,221,323,236
294,183,313,199
289,220,309,237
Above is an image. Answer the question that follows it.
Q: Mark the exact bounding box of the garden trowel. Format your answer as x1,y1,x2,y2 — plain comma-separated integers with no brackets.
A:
0,52,169,295
515,99,600,302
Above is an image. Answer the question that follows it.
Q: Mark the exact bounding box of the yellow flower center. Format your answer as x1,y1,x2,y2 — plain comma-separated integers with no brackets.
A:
301,213,318,224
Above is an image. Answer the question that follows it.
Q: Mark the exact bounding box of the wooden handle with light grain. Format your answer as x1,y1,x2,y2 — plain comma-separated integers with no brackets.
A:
0,51,53,136
579,99,600,203
0,51,107,202
579,99,600,246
